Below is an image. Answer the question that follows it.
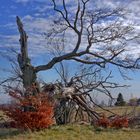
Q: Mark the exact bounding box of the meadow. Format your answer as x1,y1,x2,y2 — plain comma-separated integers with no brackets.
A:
0,124,140,140
0,106,140,140
95,106,140,117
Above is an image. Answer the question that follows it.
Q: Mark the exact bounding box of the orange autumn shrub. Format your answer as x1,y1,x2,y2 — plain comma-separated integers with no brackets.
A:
97,114,129,128
97,115,110,128
110,116,129,128
1,89,54,130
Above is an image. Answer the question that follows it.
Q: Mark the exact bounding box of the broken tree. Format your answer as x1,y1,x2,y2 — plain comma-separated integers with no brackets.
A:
15,0,140,123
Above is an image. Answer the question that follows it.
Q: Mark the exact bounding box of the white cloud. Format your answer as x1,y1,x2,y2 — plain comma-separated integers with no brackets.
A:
1,0,140,60
35,5,53,13
15,0,30,3
0,15,52,58
15,0,49,3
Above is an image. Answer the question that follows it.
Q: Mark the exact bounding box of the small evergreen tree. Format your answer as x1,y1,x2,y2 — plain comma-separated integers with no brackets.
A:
115,93,126,106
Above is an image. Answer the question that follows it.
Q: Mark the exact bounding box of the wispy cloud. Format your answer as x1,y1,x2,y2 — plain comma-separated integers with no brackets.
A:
1,0,140,59
15,0,30,3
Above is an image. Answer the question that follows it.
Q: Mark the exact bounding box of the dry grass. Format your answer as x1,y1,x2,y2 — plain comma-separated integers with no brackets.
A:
0,124,140,140
95,106,140,117
0,106,140,140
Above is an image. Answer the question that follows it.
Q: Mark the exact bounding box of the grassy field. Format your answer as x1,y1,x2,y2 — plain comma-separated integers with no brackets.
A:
0,124,140,140
95,106,140,117
0,106,140,140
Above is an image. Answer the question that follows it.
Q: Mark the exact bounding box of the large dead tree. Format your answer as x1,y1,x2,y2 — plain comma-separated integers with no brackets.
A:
15,0,140,120
16,0,140,91
8,0,140,122
0,0,139,125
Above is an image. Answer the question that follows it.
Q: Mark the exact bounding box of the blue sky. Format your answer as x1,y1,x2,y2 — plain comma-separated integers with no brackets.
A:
0,0,140,103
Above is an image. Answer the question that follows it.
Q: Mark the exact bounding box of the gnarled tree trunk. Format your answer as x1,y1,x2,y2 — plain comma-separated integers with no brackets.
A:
16,16,38,92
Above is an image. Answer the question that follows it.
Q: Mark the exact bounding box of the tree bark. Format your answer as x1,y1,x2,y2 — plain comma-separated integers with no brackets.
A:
16,16,37,91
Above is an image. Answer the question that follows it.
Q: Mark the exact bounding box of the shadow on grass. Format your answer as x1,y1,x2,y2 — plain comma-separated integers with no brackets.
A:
0,128,25,139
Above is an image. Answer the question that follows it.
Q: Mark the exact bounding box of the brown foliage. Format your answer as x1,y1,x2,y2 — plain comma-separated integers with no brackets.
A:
110,116,129,128
1,90,55,130
97,114,129,128
97,115,110,128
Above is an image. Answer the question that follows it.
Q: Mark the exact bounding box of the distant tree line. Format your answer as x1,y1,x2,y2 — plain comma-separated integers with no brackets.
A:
99,93,140,107
115,93,140,106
